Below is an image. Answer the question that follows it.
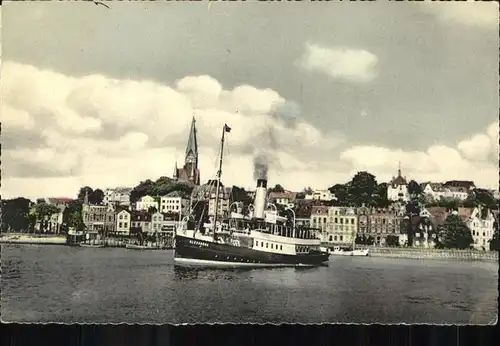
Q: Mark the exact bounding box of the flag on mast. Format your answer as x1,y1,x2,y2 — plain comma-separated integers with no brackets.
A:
224,124,231,132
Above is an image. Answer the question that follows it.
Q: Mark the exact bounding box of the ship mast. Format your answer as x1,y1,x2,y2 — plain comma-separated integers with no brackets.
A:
213,124,231,241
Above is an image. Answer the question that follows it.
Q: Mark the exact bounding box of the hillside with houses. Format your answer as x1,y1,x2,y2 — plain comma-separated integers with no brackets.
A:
2,167,499,251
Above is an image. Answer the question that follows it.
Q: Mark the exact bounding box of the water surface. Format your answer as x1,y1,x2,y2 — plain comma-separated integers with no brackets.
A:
1,245,497,324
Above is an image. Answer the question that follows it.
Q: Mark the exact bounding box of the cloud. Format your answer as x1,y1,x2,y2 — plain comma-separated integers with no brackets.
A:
2,62,497,200
421,1,499,29
299,43,378,83
339,121,499,189
1,61,342,199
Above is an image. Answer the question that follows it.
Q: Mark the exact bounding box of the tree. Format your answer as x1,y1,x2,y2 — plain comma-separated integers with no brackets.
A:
489,219,499,251
373,182,390,207
438,197,460,211
148,206,158,214
408,180,423,197
329,183,349,206
473,189,497,210
1,198,31,232
130,179,155,203
441,214,473,249
405,200,420,247
92,189,105,205
68,211,85,232
77,186,94,203
386,235,399,247
268,184,285,193
348,171,378,206
130,177,194,202
303,186,313,195
231,186,253,204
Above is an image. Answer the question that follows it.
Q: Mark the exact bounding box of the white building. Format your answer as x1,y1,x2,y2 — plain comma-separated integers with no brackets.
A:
115,209,131,235
469,206,495,250
387,165,410,202
310,206,329,241
151,212,179,234
45,206,65,234
268,191,297,208
304,189,336,202
444,186,469,201
159,191,189,215
208,187,232,218
421,183,447,201
135,195,159,212
103,187,132,206
325,206,358,245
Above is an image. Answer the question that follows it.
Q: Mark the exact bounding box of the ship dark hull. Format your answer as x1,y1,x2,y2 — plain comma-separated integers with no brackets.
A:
174,234,329,267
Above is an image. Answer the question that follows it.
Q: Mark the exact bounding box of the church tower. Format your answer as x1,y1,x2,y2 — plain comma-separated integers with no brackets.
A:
173,117,200,185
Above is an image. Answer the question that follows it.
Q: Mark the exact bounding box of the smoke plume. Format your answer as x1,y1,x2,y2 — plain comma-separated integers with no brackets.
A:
252,101,301,181
253,153,269,180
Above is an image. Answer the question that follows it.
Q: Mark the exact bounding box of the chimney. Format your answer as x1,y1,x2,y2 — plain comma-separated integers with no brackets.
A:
253,179,268,219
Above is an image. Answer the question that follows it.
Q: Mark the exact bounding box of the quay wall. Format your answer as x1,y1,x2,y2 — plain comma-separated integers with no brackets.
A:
0,234,67,245
367,247,498,262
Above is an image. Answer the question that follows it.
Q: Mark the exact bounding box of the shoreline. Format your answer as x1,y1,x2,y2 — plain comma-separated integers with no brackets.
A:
2,236,497,262
367,247,498,262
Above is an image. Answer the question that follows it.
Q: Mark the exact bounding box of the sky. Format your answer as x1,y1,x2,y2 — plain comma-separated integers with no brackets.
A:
1,0,499,200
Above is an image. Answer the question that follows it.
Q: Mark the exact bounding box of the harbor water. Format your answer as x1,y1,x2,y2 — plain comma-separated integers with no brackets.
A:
1,244,497,324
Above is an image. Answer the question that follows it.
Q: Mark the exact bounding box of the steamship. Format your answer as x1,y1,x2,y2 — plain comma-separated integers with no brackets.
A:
173,124,330,267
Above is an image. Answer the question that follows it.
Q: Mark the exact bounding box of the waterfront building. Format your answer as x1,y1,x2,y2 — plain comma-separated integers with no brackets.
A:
151,212,179,234
159,191,190,215
411,208,437,248
325,206,358,245
103,187,132,206
367,207,403,246
135,195,159,212
310,205,329,242
304,189,336,202
387,163,410,202
82,192,115,234
468,206,495,251
173,117,200,185
45,205,66,234
115,209,131,235
131,211,152,233
357,204,370,235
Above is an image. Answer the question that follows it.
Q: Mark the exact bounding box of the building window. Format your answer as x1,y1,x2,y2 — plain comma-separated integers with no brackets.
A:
334,236,337,241
351,219,354,225
280,245,283,251
266,243,268,248
340,235,343,241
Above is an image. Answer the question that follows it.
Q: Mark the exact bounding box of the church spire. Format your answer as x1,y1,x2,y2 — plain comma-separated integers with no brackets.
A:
185,116,198,165
397,161,402,177
173,161,178,180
